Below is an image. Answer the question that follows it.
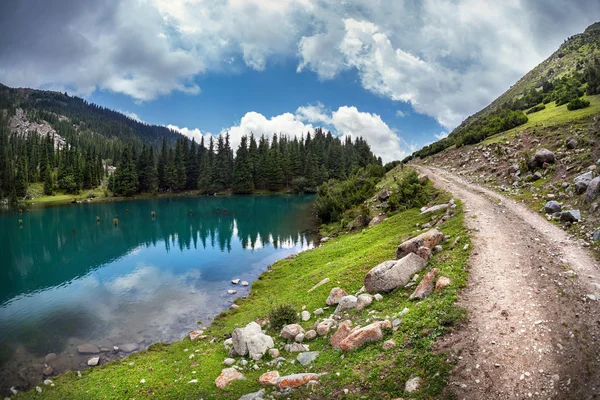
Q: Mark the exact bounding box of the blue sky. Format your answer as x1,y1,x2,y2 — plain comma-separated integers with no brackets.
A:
1,0,597,161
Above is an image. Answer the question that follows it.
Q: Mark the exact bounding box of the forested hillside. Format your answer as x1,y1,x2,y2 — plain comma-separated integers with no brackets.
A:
0,85,381,205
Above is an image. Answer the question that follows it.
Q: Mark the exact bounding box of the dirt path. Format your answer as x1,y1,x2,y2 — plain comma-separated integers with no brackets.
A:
418,166,600,400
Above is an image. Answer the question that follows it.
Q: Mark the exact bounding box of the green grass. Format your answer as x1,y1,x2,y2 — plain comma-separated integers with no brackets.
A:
484,95,600,145
16,192,470,400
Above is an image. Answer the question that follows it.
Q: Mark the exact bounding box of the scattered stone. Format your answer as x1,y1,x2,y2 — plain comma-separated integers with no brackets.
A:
593,231,600,241
356,293,373,311
285,343,309,352
335,295,358,313
392,318,401,327
259,371,280,386
560,209,581,223
586,177,600,203
410,269,439,300
277,373,321,390
435,276,451,291
228,289,237,295
382,339,396,350
544,200,561,214
43,379,53,386
35,386,42,394
338,320,392,351
239,389,267,400
528,148,555,170
304,330,317,340
566,137,578,149
378,190,390,201
232,322,274,359
232,279,240,284
87,357,100,366
280,324,305,340
574,171,593,194
268,348,280,358
396,229,445,259
223,338,233,350
189,330,204,341
373,293,383,301
320,236,330,243
364,253,427,294
44,353,57,363
432,245,443,253
43,366,53,376
316,319,336,335
416,246,432,260
295,333,305,343
369,215,386,227
325,287,347,305
313,308,324,315
241,281,249,286
301,311,311,321
297,351,319,365
331,320,353,349
420,204,449,215
119,343,139,353
223,358,236,366
187,379,198,384
215,368,245,389
77,344,100,355
405,376,422,393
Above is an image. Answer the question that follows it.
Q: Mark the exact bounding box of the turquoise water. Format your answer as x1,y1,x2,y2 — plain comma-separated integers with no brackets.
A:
0,195,317,393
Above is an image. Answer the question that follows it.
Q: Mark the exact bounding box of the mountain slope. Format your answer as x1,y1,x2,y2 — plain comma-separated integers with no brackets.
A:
409,21,600,160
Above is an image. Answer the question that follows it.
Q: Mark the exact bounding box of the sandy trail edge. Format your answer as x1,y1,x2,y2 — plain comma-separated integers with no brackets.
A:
418,166,600,399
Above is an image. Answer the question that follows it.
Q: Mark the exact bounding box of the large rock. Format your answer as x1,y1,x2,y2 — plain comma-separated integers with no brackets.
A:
87,357,100,366
277,373,321,390
330,320,353,349
259,371,280,386
316,319,336,335
338,320,392,351
528,148,555,170
574,171,594,194
561,209,581,223
280,324,304,340
544,200,561,214
364,253,427,294
297,351,319,365
420,204,448,215
119,343,139,353
334,295,357,313
586,177,600,203
77,344,100,355
215,368,245,389
409,268,439,300
325,287,347,305
239,389,267,400
435,276,451,291
232,322,274,359
356,293,373,311
396,229,445,259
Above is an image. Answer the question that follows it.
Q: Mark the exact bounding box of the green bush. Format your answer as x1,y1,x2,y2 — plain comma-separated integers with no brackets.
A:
567,97,590,110
388,170,432,211
268,304,297,328
526,104,546,114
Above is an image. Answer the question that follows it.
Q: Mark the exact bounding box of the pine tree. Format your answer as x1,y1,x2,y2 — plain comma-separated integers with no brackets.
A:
43,166,53,195
232,136,254,194
157,137,168,191
113,144,138,196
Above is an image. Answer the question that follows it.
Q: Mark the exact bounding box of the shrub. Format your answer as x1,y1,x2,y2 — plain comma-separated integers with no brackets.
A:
388,170,431,211
567,97,590,110
268,304,297,328
526,104,546,114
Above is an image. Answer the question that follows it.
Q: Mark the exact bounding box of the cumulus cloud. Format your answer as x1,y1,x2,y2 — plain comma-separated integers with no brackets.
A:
166,124,212,145
434,132,449,140
395,110,408,118
0,0,597,129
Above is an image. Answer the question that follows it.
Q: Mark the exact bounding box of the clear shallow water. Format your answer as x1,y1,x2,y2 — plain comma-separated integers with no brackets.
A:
0,195,317,393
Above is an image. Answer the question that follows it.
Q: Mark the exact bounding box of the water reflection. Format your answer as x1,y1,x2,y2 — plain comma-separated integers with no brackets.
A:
0,194,317,394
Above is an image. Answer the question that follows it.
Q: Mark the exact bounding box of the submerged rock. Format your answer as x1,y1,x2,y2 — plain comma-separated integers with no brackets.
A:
77,344,100,355
119,343,139,353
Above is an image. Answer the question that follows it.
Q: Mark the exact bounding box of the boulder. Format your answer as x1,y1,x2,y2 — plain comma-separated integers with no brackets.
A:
378,190,390,201
544,200,561,214
259,371,280,386
405,376,422,393
268,348,280,358
215,368,245,389
356,293,373,311
285,343,309,352
223,358,235,366
77,344,100,355
528,148,555,170
364,253,427,294
277,373,321,390
239,389,267,400
420,204,448,215
304,330,317,340
297,351,319,365
335,295,358,313
295,333,305,343
232,322,274,359
409,268,439,300
561,209,581,223
416,246,432,261
44,353,57,364
396,229,445,259
586,177,600,203
280,324,304,340
325,287,347,305
338,320,392,351
301,311,311,321
574,171,593,194
316,319,336,335
87,357,100,366
330,320,353,349
369,215,386,227
566,137,578,149
592,231,600,241
435,276,451,291
382,339,396,350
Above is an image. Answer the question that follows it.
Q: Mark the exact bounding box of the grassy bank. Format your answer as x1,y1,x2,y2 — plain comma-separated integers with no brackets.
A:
15,182,470,399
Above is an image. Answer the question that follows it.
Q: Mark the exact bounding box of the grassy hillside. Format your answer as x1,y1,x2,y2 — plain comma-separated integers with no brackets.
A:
14,168,471,399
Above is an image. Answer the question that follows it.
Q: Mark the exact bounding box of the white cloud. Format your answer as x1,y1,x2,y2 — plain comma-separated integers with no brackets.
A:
434,131,449,140
395,110,407,118
119,110,143,122
166,124,212,144
295,103,333,125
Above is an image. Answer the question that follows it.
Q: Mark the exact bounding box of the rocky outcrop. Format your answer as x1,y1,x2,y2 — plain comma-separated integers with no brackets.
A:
215,368,245,389
409,268,439,299
232,322,274,360
10,108,66,149
364,253,427,294
395,229,445,259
